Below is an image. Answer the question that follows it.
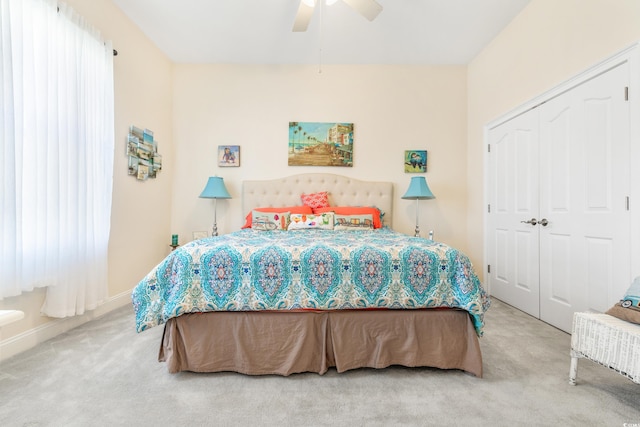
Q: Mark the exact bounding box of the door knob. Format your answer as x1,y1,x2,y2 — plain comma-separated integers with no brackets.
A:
539,218,549,226
520,218,538,225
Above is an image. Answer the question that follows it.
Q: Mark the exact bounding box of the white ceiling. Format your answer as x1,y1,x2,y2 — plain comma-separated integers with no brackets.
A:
110,0,531,65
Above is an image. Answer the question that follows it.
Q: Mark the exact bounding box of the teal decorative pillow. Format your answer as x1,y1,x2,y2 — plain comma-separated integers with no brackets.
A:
605,277,640,325
334,214,374,230
287,213,334,230
251,211,289,231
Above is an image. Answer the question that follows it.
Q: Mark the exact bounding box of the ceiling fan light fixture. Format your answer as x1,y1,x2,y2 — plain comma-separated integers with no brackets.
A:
293,0,382,32
303,0,338,6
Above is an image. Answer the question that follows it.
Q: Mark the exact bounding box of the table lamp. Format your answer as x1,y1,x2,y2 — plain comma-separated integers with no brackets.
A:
401,176,435,237
199,176,231,236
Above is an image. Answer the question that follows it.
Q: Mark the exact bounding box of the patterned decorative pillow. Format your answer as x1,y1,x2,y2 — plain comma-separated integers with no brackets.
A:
287,212,334,230
605,277,640,325
300,191,330,209
242,206,313,229
334,214,374,230
251,211,290,231
313,206,383,228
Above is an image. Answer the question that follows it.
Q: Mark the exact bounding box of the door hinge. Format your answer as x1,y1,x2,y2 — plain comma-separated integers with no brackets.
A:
625,86,629,101
626,196,630,211
487,204,491,213
487,265,491,274
487,144,491,153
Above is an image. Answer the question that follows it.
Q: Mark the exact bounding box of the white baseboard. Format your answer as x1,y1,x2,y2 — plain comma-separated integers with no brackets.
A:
0,290,132,363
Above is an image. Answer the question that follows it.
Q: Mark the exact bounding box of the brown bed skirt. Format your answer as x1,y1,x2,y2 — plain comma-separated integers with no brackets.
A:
158,308,483,377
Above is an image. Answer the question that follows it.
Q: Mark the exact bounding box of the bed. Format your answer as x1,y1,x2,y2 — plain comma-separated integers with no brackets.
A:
132,173,490,377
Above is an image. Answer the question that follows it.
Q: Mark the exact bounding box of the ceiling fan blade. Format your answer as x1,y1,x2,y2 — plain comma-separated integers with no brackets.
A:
342,0,383,21
292,1,315,32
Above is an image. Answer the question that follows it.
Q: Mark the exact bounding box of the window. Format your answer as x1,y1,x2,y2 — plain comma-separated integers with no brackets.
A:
0,0,115,317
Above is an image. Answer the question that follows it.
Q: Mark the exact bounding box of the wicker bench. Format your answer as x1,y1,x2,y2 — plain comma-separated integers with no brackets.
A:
569,312,640,385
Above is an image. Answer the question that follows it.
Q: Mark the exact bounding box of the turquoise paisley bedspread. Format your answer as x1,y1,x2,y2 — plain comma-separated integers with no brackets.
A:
132,228,490,335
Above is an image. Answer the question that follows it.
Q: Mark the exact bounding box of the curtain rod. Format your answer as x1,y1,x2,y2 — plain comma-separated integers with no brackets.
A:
56,6,117,56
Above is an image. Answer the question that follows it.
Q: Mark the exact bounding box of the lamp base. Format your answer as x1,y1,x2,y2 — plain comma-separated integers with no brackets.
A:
211,222,218,237
413,198,420,237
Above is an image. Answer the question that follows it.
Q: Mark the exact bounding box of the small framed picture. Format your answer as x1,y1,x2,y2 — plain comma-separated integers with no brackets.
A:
218,145,240,167
404,150,427,173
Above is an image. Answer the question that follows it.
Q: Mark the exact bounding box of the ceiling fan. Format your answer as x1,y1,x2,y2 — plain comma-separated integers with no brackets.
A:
293,0,383,32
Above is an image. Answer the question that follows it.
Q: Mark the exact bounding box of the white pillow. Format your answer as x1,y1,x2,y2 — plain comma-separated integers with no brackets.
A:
287,212,334,230
333,213,374,230
251,211,290,231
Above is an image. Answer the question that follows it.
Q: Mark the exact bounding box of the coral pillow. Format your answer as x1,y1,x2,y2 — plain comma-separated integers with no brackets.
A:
242,205,312,229
313,206,383,228
300,191,330,209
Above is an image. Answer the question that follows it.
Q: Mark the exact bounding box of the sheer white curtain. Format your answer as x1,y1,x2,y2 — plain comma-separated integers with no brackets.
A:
0,0,114,317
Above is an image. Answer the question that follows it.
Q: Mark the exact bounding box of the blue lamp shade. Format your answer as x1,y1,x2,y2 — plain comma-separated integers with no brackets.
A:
199,176,231,199
401,176,435,200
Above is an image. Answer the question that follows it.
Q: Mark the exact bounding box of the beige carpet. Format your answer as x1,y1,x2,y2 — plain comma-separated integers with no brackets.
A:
0,298,638,426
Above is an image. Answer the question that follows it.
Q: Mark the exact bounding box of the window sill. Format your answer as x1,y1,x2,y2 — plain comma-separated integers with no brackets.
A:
0,310,24,327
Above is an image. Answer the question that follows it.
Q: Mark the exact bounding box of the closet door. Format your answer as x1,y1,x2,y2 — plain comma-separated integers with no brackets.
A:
538,63,630,332
487,109,540,317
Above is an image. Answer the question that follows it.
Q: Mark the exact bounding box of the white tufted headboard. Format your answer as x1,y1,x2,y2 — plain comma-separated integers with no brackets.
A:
242,174,394,226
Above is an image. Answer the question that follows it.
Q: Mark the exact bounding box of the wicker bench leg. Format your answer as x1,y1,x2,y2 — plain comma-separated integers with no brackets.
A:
569,351,579,385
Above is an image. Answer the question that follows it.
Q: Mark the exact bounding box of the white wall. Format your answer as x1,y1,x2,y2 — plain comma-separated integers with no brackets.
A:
467,0,640,279
171,64,469,250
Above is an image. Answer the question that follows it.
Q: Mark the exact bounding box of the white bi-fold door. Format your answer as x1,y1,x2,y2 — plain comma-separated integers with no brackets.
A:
487,62,631,332
487,108,540,319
